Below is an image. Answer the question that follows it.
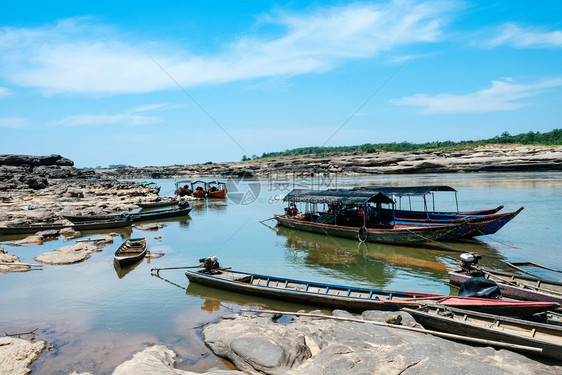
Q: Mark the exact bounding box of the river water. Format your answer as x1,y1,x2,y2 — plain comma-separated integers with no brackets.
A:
1,172,561,374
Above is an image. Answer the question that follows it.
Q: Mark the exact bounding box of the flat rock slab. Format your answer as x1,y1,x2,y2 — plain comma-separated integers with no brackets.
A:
0,336,46,375
0,246,30,273
35,243,101,265
112,345,244,375
134,223,164,231
203,310,561,375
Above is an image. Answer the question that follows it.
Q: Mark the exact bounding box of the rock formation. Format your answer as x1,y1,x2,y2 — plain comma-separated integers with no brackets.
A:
90,145,562,180
0,154,161,226
202,310,560,375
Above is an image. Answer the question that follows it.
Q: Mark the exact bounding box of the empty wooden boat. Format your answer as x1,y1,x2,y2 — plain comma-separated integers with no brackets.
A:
185,266,558,318
137,199,178,209
0,218,132,235
403,305,562,360
113,238,148,267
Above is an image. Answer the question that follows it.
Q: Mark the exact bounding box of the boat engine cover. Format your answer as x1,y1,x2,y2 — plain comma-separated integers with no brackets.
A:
458,277,501,299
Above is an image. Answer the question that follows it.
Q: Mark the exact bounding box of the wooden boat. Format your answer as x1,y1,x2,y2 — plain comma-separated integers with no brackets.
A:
0,218,133,236
321,186,522,238
191,181,207,198
206,181,227,198
449,269,562,304
174,180,193,197
277,188,520,243
113,238,148,267
137,199,178,209
185,267,558,318
274,214,461,245
393,207,525,239
403,305,562,360
64,202,192,223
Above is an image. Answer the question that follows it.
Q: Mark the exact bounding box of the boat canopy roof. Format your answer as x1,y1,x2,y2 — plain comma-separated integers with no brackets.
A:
284,188,395,205
351,185,456,197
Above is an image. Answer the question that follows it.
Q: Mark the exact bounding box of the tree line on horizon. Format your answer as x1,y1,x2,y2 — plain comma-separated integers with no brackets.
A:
242,129,562,161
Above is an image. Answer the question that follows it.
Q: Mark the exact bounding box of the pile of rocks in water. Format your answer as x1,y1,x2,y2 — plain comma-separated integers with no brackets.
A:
0,154,161,226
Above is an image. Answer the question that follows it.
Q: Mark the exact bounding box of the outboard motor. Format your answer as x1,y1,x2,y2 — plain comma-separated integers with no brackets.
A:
199,256,220,274
459,253,483,276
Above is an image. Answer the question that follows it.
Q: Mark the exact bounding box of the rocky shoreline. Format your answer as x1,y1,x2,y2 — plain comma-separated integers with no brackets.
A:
93,145,562,179
1,152,562,374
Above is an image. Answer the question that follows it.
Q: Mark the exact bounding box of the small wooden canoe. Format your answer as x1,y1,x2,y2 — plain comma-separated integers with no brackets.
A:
65,204,191,224
114,238,147,267
185,268,558,318
0,218,132,235
403,305,562,360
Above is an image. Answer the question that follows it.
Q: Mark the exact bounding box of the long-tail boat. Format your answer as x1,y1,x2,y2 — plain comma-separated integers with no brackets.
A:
206,181,227,198
64,202,191,223
113,238,148,267
275,188,520,243
275,189,472,244
0,218,132,236
137,198,178,209
185,259,558,318
174,180,193,197
403,305,562,361
191,181,207,198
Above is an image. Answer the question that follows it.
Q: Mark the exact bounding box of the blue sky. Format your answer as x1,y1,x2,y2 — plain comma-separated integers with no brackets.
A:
1,0,561,167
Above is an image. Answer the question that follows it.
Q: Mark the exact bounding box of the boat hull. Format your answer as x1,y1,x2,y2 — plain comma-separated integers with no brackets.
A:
114,238,148,267
186,269,556,317
0,219,132,235
207,189,227,198
274,215,457,244
65,206,191,223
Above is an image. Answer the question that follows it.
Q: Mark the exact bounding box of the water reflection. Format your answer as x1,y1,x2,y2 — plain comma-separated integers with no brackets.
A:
276,226,508,287
113,259,143,279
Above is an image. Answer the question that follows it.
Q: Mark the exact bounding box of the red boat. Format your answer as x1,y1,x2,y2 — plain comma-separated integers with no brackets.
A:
207,181,227,198
174,180,193,197
191,181,207,198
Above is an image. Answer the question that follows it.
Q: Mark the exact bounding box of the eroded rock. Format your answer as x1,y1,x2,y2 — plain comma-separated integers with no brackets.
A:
35,243,101,265
112,345,244,375
0,336,46,375
202,310,560,375
0,246,31,273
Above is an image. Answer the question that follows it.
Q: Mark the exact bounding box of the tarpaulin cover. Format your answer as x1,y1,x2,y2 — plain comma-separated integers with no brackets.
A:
283,188,395,205
458,277,502,299
351,186,456,197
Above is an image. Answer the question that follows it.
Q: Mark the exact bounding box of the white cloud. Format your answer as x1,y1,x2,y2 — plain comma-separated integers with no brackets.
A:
484,23,562,49
0,87,11,98
0,1,455,95
51,112,160,127
0,117,27,128
393,78,562,114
